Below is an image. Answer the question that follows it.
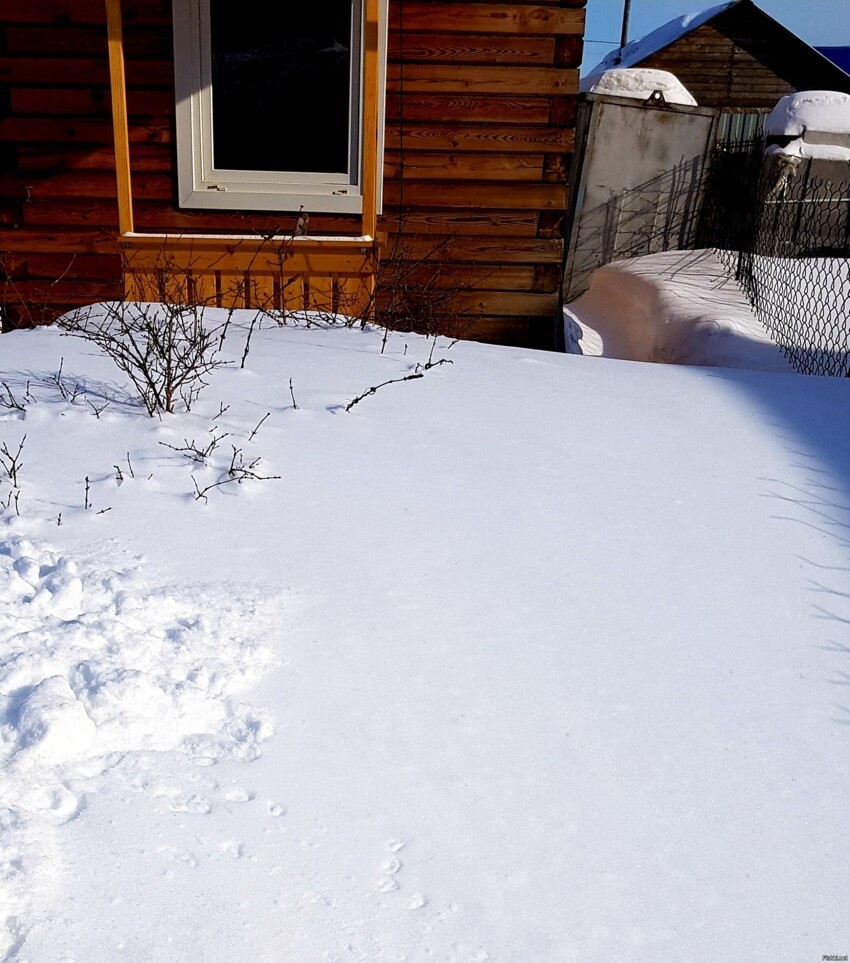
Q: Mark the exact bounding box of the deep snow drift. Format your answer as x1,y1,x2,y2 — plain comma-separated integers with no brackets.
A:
2,312,849,962
564,248,791,372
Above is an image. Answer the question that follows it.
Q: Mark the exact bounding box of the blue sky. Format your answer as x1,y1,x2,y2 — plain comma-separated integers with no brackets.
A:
581,0,850,73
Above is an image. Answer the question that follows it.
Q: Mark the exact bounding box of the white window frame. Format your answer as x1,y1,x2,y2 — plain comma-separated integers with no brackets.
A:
172,0,386,214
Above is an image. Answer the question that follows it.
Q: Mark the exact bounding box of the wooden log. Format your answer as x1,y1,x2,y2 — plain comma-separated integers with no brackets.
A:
386,64,578,97
17,144,171,172
385,93,552,124
26,252,121,279
388,4,584,36
0,57,172,87
0,171,173,200
12,87,173,118
451,290,558,316
388,31,556,64
384,151,544,182
5,26,171,58
385,123,574,153
382,181,567,211
378,210,540,237
0,118,170,144
391,234,562,263
0,0,170,24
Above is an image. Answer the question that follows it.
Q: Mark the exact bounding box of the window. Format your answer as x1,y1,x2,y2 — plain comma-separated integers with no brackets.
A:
172,0,384,213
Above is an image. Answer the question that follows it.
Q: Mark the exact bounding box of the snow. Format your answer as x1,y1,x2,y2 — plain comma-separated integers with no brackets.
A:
765,138,850,162
565,248,791,371
765,90,850,138
583,2,735,81
584,68,697,107
2,308,850,961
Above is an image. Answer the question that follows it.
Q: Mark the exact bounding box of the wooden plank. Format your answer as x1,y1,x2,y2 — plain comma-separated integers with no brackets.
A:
395,235,562,264
384,152,544,182
378,211,540,237
12,87,172,118
337,275,371,316
452,290,557,317
0,0,170,24
0,171,172,199
387,64,577,97
0,57,172,86
245,272,275,310
382,262,536,291
385,93,551,125
460,315,531,345
382,181,567,211
388,31,555,65
188,271,218,307
385,123,573,153
18,198,364,237
26,253,121,279
308,276,335,314
388,4,584,36
120,245,377,277
2,278,121,304
17,144,171,172
0,229,122,255
280,275,305,312
5,25,170,57
0,118,170,144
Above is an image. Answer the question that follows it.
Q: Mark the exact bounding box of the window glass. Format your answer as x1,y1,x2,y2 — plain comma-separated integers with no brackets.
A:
209,1,355,175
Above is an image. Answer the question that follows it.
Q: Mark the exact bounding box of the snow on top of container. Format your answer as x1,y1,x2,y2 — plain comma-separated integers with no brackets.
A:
765,90,850,137
585,68,698,107
583,2,736,79
765,138,850,162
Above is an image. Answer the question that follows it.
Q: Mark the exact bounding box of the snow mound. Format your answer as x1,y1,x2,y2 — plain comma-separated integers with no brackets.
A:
564,249,790,371
584,2,735,78
586,68,697,106
765,90,850,137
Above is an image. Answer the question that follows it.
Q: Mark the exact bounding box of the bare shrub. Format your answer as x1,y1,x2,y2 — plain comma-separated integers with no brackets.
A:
60,297,226,416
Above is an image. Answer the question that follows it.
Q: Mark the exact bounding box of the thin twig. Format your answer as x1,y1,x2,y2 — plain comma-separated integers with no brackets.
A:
248,411,270,442
344,358,452,412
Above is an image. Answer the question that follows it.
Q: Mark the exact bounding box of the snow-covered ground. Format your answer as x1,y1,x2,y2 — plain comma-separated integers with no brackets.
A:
565,249,792,372
2,311,850,962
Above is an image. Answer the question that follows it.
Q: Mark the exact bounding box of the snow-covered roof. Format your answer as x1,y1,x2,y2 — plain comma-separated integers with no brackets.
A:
585,68,698,107
764,90,850,137
583,1,737,82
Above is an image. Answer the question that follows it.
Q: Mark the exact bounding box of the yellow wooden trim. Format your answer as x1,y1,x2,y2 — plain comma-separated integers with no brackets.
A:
361,0,381,239
105,0,134,235
119,234,378,272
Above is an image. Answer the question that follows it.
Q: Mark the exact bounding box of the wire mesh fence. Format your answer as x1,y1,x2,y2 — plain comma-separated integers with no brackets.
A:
699,138,850,376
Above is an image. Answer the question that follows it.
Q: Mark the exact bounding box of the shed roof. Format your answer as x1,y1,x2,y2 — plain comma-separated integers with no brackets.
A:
583,0,850,96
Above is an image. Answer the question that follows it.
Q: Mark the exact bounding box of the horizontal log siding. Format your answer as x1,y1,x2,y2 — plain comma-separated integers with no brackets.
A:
0,0,585,345
379,0,583,346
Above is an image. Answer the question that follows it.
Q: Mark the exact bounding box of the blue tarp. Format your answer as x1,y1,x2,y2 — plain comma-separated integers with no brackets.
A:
817,47,850,74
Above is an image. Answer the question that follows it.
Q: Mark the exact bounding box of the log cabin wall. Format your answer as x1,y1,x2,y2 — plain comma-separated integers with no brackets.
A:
0,0,585,347
380,0,584,347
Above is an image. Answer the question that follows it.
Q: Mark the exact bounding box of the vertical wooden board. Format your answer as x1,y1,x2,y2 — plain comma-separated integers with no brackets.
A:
280,274,304,313
189,272,218,308
125,270,157,302
246,272,275,311
218,271,247,308
308,276,335,314
337,275,370,318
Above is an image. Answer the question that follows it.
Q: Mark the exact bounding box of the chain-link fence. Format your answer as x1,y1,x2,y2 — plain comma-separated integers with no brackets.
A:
699,139,850,376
